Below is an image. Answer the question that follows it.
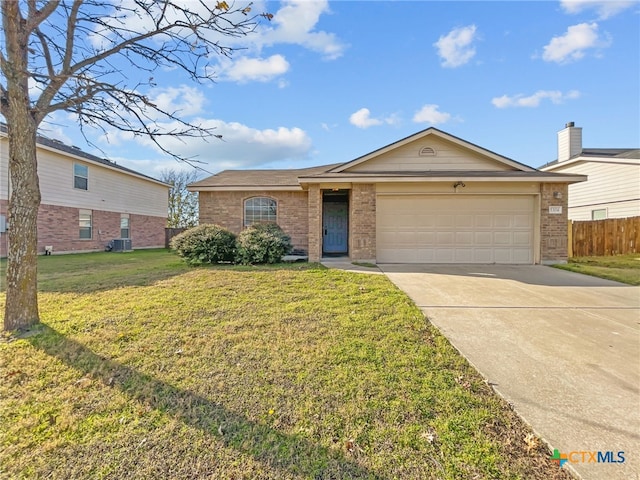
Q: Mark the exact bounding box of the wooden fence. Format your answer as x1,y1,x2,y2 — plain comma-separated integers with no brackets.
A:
569,216,640,257
165,227,187,248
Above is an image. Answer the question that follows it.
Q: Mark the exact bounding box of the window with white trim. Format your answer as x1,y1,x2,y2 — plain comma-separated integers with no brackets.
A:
244,197,277,226
120,214,130,239
79,209,92,239
591,209,607,220
74,163,88,190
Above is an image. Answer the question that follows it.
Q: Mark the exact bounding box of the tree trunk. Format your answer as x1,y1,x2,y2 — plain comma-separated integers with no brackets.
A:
3,119,41,331
2,2,41,331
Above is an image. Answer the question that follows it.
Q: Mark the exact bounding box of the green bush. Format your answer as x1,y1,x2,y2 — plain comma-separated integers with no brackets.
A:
235,223,292,265
170,224,236,265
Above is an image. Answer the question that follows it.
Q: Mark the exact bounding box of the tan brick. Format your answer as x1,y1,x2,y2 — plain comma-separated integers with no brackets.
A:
540,183,569,263
200,190,311,255
350,184,376,261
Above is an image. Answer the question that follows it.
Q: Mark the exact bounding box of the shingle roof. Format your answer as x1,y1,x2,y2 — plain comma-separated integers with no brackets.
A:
189,163,341,188
0,123,168,186
540,147,640,168
581,148,639,159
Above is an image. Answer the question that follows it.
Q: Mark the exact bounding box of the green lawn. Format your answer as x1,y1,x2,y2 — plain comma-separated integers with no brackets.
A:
0,251,570,479
554,253,640,285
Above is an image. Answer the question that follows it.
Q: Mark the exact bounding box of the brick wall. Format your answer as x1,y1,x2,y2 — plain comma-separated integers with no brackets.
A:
0,201,165,256
199,190,310,253
307,186,321,262
350,184,376,261
540,183,569,263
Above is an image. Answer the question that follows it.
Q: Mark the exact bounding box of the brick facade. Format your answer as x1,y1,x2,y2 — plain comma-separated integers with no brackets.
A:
540,183,569,263
196,182,572,265
199,190,310,254
349,184,376,261
307,186,322,262
0,200,165,257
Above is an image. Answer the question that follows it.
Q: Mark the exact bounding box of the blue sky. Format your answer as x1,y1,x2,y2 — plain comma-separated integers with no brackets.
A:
37,0,640,179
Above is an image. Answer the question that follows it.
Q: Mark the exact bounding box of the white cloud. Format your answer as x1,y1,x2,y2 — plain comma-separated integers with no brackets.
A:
434,25,478,68
150,85,206,117
492,90,581,108
218,55,290,83
120,118,313,172
560,0,635,19
258,0,346,60
412,105,452,125
349,108,397,129
350,108,381,128
542,22,611,63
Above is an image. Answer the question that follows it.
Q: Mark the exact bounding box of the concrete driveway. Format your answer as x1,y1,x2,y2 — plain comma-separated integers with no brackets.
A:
379,264,640,480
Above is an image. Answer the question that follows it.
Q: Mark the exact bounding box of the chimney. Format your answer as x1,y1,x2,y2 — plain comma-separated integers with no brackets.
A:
557,121,582,162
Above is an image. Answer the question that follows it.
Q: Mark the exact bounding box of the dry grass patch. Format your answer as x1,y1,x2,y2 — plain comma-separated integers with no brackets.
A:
1,252,571,479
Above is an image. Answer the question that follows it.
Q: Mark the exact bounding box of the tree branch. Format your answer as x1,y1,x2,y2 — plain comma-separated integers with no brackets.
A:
25,0,61,36
34,28,56,78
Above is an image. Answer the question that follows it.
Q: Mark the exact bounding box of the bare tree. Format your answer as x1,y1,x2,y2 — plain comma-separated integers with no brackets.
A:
160,168,199,229
0,1,271,331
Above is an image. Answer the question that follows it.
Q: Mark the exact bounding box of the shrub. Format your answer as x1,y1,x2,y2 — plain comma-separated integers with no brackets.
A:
235,223,292,265
170,224,236,265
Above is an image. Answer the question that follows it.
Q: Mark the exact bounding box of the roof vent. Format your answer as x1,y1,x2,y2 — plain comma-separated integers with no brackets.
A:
419,146,436,156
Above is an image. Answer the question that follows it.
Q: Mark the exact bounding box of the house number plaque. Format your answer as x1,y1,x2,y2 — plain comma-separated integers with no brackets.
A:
549,206,562,214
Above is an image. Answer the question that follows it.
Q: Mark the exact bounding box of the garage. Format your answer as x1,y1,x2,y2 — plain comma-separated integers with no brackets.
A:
376,195,535,264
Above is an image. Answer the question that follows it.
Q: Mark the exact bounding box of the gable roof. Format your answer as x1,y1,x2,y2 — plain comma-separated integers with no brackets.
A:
0,123,168,187
189,127,587,190
330,127,536,173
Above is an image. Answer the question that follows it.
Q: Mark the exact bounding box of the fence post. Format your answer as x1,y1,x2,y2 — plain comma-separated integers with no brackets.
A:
567,219,573,258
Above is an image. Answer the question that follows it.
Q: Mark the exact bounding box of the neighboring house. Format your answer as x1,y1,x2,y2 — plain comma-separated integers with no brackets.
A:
540,122,640,220
189,127,586,265
0,125,169,257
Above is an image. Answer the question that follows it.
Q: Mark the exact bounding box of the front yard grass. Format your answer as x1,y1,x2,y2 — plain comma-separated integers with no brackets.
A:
1,251,570,479
554,253,640,285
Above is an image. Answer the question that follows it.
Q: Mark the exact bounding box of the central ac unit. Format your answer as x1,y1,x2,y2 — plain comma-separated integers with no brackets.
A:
112,238,132,252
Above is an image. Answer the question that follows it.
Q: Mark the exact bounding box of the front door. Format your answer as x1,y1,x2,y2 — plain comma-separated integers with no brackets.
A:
323,202,348,254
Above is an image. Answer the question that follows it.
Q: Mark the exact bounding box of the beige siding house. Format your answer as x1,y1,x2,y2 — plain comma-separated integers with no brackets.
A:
540,123,640,220
190,128,586,264
0,127,169,256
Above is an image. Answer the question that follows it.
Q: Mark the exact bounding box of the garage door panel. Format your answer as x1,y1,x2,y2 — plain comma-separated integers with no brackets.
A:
456,215,474,228
475,232,493,244
437,216,454,227
514,232,532,245
416,232,436,243
494,232,513,245
455,232,473,245
416,249,435,262
475,215,493,228
494,215,512,228
514,214,532,227
434,249,455,263
494,249,514,263
377,195,534,264
437,232,454,244
454,249,474,263
513,248,532,263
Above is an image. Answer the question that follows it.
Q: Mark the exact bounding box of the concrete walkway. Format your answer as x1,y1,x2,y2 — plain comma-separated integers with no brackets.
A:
378,264,640,480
